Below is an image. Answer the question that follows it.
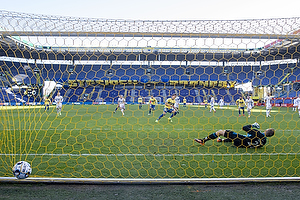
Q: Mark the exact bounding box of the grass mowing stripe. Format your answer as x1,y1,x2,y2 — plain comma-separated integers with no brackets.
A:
1,152,300,157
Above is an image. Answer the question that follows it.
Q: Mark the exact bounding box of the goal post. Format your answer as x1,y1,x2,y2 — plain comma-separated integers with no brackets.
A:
1,10,300,182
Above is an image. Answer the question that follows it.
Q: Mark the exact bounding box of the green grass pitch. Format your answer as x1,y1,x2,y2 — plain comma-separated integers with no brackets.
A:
1,104,300,178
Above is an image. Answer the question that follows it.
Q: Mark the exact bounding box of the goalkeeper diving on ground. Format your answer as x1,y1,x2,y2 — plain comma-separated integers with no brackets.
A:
194,122,275,148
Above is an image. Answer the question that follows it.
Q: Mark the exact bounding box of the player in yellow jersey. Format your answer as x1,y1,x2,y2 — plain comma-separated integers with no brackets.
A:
204,99,208,109
236,96,246,116
138,96,143,109
148,95,157,115
44,96,51,111
183,97,187,107
155,93,177,122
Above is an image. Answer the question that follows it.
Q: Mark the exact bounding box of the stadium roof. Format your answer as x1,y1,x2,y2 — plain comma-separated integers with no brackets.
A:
0,10,300,61
1,10,300,36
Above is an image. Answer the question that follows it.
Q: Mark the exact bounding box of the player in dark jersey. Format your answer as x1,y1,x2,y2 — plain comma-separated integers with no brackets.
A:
194,122,275,148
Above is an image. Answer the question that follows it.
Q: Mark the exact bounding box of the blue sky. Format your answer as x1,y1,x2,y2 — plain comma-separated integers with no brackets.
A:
1,0,299,20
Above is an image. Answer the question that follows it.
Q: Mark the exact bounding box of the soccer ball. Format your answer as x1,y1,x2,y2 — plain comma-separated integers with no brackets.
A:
12,161,32,179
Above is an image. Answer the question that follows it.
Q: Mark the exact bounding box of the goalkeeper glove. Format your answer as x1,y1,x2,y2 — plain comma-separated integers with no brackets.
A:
252,122,260,129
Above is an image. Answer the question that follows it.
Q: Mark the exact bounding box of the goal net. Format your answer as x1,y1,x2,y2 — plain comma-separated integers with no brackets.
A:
1,11,300,181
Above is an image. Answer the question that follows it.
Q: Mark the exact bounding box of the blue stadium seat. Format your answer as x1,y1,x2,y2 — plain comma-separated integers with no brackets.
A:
140,89,149,97
156,67,165,76
175,67,184,76
161,75,169,82
136,68,145,76
179,89,189,97
166,68,175,76
125,68,135,76
96,70,105,78
86,71,96,79
200,73,209,81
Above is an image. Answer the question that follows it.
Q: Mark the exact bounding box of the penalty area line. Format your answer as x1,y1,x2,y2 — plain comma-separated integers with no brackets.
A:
1,152,300,157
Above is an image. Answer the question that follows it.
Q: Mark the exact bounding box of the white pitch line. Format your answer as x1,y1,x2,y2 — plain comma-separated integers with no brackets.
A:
0,128,299,132
1,152,299,157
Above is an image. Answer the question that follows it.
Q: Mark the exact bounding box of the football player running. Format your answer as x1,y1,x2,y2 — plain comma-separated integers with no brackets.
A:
155,94,177,122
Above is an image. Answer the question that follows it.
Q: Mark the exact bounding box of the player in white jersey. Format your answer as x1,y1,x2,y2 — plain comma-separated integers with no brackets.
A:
54,92,63,116
174,95,180,109
173,95,180,116
245,96,254,118
293,97,298,111
265,94,272,117
117,95,126,116
296,95,300,117
209,96,216,112
218,97,224,109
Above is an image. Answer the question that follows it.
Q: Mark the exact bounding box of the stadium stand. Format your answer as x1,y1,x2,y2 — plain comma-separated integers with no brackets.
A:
1,60,300,105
